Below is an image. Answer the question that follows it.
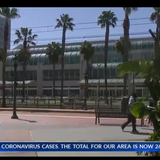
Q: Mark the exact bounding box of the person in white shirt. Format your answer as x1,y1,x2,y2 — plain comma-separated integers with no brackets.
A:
121,93,138,133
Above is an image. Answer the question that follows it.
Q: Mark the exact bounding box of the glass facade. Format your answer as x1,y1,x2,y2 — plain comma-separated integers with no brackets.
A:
6,71,37,81
42,89,79,97
5,38,154,97
91,63,120,79
6,52,80,66
6,40,154,66
43,69,80,80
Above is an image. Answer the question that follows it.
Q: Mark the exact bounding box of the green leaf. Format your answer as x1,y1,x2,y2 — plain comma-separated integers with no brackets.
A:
155,112,160,122
117,61,141,76
130,102,147,118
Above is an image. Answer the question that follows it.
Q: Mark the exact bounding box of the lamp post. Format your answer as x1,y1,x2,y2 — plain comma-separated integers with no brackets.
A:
132,72,135,93
129,55,135,94
84,70,88,110
11,70,14,97
97,64,101,109
11,55,18,119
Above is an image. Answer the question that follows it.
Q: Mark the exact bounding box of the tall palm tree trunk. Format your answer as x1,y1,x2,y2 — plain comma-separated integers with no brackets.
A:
2,59,6,107
52,64,55,97
60,27,66,106
122,56,127,96
22,40,27,102
84,60,89,109
123,14,130,96
22,64,26,102
2,21,9,107
157,14,160,38
104,25,109,104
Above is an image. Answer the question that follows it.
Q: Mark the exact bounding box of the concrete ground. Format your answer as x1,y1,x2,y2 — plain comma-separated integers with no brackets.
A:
0,111,153,156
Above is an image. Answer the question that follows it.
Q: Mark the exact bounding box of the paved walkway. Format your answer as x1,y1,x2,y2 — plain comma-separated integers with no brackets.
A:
0,107,95,113
0,111,153,156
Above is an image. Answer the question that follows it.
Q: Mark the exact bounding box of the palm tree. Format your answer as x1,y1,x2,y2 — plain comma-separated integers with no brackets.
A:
80,41,95,109
150,7,160,38
0,47,3,60
46,42,62,97
97,10,118,104
0,7,20,107
123,7,138,96
115,36,131,95
55,14,75,104
14,27,38,100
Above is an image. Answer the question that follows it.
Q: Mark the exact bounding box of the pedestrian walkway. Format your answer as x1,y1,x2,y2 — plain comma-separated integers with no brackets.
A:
0,107,94,114
0,111,152,157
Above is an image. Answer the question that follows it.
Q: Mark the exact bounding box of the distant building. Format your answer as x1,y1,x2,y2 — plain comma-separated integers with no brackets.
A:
5,37,153,97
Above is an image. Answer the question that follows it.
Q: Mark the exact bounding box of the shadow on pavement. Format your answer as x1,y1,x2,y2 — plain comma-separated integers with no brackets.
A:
141,127,153,131
123,130,150,135
18,118,37,123
100,124,143,127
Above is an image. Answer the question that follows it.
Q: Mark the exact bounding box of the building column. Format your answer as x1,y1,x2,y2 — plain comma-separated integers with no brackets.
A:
80,55,87,97
37,62,43,96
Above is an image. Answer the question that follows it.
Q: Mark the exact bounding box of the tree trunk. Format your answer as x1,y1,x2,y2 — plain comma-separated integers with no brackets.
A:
123,13,130,96
157,14,160,38
2,21,9,107
52,64,55,97
104,25,109,104
60,27,66,106
84,60,89,109
21,38,27,102
22,64,26,102
122,55,127,96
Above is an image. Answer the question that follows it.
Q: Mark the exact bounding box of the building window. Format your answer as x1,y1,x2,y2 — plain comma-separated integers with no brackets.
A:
65,70,70,80
43,69,80,81
69,69,80,80
64,53,80,64
28,90,37,96
6,71,37,81
43,90,52,96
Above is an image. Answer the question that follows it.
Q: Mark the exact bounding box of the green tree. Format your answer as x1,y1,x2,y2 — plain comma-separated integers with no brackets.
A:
46,42,62,97
97,10,117,103
55,14,75,103
150,7,160,37
117,60,160,156
80,41,95,109
80,41,95,74
115,36,131,95
123,7,138,96
0,7,20,107
150,7,160,70
14,27,38,99
0,47,3,60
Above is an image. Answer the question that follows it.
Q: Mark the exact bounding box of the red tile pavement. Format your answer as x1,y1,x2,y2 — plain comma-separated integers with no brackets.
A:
0,130,37,156
0,152,37,156
0,130,32,142
0,114,144,127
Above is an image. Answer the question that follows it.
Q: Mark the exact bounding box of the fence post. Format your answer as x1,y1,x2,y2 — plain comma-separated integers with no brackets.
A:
48,98,50,108
8,97,10,104
73,97,75,110
26,97,27,107
36,98,38,108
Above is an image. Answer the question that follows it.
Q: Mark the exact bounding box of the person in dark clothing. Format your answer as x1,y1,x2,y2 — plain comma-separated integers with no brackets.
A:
121,93,138,133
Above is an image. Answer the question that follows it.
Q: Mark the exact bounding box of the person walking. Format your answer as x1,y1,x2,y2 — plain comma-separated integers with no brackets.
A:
121,93,138,133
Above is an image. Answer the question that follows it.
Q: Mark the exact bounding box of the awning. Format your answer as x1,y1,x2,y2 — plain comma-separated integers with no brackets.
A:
79,78,145,85
0,80,35,85
79,79,124,84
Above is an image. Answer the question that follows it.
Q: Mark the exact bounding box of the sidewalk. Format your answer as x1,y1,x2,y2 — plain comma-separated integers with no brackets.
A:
0,107,95,114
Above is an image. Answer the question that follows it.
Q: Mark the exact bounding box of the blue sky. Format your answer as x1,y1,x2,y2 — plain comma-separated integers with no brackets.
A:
10,7,155,49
